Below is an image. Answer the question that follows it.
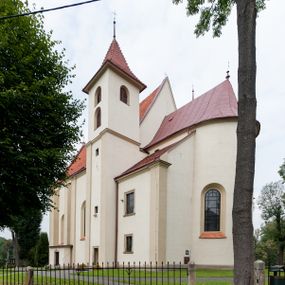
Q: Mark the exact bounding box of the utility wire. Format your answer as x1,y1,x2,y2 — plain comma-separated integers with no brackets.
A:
0,0,101,21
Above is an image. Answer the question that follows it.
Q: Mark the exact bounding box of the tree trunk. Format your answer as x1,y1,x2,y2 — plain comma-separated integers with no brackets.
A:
276,215,284,264
279,245,284,265
233,1,257,285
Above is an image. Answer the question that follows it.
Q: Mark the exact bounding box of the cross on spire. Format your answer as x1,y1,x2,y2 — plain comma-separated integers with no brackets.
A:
226,61,230,80
113,11,116,39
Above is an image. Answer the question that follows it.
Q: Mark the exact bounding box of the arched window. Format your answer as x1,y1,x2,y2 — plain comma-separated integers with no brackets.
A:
204,189,221,231
81,201,86,239
60,214,65,244
94,107,101,130
120,86,129,105
95,87,101,107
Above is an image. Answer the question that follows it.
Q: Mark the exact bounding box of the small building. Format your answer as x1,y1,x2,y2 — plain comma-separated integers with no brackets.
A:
49,35,237,267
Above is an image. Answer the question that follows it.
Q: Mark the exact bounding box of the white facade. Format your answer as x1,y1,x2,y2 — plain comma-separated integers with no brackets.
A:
49,38,237,267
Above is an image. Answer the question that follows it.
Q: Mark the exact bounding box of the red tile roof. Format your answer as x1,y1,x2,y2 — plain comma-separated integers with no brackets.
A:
116,143,176,180
67,145,86,177
145,80,237,149
83,39,146,93
103,39,138,81
139,78,166,123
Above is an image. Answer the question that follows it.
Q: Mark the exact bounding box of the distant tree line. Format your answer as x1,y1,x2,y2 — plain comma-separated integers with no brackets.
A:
0,232,48,267
255,161,285,265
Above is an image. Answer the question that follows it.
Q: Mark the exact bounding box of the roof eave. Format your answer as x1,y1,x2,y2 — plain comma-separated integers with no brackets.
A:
83,61,146,94
144,116,238,150
68,167,86,178
115,159,171,182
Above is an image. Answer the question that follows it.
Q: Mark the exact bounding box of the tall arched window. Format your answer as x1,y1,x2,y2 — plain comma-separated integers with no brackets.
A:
120,86,129,105
60,214,65,244
81,201,86,239
95,87,101,107
204,189,221,231
94,107,101,130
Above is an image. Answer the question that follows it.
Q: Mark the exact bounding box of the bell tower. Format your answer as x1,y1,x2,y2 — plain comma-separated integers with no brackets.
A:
83,37,146,143
82,34,146,263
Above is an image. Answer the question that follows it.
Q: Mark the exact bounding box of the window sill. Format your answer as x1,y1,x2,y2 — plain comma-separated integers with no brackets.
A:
123,251,133,254
123,213,135,217
199,232,226,239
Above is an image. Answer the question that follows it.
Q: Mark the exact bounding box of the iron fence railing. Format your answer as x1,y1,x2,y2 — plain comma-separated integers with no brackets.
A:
0,262,188,285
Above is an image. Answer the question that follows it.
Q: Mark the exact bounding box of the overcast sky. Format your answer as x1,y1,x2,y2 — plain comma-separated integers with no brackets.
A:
1,0,285,239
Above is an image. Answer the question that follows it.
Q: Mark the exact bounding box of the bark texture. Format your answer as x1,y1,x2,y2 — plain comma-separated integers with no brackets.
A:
233,0,257,284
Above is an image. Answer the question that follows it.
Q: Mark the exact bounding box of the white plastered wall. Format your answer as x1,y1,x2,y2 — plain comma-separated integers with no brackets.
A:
140,78,177,147
74,172,88,264
89,139,102,264
107,70,140,143
117,171,151,263
191,120,237,266
99,132,144,262
163,136,194,262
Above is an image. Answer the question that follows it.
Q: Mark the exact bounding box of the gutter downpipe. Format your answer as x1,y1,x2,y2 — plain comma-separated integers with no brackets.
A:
115,180,119,266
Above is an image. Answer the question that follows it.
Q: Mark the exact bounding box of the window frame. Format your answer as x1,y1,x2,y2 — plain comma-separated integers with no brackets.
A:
124,190,135,216
204,189,221,231
124,234,133,254
81,201,86,240
120,85,129,105
60,214,65,244
94,107,101,130
200,184,226,239
94,86,101,107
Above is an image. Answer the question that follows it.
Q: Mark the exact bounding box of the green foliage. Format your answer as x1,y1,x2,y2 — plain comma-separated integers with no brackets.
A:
0,0,84,227
172,0,266,37
257,181,285,222
255,223,279,265
279,160,285,182
0,237,13,266
257,181,285,264
10,209,42,265
33,232,49,266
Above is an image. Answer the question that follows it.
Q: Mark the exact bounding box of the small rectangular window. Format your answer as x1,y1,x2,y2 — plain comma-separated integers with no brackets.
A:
124,234,133,253
94,206,98,216
55,252,59,266
125,191,134,215
95,148,99,156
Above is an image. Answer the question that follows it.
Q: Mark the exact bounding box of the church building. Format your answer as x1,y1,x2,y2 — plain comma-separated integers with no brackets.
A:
49,33,237,267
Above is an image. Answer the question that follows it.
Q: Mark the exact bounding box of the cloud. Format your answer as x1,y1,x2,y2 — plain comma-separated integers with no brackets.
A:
21,0,285,234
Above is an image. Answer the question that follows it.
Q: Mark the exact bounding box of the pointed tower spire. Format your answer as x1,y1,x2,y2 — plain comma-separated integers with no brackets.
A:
83,32,146,94
192,85,195,101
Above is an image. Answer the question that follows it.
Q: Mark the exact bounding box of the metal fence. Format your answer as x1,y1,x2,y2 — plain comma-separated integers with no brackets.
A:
0,262,188,285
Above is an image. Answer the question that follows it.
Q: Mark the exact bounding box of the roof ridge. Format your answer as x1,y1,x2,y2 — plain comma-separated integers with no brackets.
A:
144,80,237,149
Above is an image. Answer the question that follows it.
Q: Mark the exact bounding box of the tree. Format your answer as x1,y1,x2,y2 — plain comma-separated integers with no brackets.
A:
255,221,280,265
9,209,42,266
172,0,265,284
0,237,13,267
279,161,285,181
33,232,49,267
0,0,84,227
257,181,285,264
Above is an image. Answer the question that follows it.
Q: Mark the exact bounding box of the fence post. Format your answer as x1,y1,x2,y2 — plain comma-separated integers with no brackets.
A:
254,260,265,285
187,262,196,285
25,266,34,285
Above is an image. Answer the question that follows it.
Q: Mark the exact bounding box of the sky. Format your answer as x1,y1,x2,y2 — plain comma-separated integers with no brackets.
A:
1,0,285,239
